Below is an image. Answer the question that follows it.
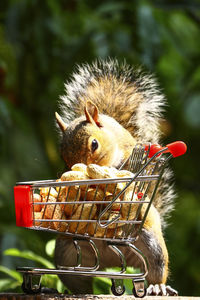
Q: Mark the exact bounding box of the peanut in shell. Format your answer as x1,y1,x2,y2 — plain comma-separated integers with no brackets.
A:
121,191,139,220
61,170,89,182
68,203,97,234
33,193,43,212
81,187,106,202
40,187,58,198
88,223,123,238
71,163,88,174
58,186,81,217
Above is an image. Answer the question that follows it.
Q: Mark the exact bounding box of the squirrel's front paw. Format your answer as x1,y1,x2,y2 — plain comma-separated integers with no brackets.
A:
147,284,178,296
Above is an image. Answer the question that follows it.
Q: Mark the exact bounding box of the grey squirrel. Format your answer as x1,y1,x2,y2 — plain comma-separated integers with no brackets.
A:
54,59,177,295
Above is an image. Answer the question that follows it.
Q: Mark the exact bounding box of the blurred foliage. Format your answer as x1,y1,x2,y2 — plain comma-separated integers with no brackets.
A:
0,0,200,296
0,241,66,293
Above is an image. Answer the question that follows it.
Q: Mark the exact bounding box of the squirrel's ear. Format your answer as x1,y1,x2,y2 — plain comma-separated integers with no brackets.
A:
84,100,102,127
55,112,67,132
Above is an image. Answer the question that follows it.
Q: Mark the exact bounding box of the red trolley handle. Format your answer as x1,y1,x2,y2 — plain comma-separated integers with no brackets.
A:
145,141,187,158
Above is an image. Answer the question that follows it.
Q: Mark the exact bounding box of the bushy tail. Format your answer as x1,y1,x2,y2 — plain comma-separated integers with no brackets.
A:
59,58,166,143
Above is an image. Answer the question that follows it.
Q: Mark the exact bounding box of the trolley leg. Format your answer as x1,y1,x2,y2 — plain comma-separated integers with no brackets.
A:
132,278,146,298
111,279,125,296
58,238,100,271
22,273,41,294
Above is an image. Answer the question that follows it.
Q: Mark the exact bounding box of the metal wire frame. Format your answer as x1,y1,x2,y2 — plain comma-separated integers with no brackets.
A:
16,144,173,243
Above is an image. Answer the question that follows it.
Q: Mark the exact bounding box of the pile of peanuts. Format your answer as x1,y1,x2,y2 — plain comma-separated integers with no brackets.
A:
33,163,142,238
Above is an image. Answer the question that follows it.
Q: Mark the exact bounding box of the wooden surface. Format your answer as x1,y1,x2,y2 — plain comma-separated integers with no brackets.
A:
0,294,199,300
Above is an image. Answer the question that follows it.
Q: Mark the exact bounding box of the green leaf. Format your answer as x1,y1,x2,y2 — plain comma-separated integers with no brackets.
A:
0,265,22,282
0,279,21,292
56,278,67,294
45,239,56,257
41,274,58,289
4,248,54,269
93,276,112,295
40,274,66,293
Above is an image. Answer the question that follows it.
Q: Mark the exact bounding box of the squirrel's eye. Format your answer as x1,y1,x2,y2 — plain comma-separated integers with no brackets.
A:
91,139,99,152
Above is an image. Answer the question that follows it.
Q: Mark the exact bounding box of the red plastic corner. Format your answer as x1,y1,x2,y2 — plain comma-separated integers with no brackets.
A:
145,144,163,158
14,185,33,227
145,141,187,158
166,141,187,158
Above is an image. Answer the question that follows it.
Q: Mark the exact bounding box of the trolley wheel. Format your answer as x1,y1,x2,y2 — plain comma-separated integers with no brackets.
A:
111,279,125,296
21,274,41,294
132,279,146,298
132,287,146,298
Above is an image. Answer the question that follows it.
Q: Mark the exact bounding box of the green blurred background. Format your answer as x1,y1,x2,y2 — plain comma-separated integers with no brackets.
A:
0,0,200,296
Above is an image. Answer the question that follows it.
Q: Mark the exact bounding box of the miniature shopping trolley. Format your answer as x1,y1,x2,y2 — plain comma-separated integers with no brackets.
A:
14,141,186,297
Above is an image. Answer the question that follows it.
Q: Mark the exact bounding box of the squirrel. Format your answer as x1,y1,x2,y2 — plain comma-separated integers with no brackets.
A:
54,59,177,296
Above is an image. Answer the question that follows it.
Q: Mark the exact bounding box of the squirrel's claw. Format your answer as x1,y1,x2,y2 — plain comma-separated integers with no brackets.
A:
147,284,178,296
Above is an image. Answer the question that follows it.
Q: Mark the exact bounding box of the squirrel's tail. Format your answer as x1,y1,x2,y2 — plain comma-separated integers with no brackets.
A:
59,58,175,227
59,58,166,143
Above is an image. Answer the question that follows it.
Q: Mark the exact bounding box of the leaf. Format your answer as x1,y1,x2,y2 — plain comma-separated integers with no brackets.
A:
4,248,54,269
45,239,56,257
93,276,112,295
0,265,22,282
41,274,58,289
0,279,21,292
56,278,67,294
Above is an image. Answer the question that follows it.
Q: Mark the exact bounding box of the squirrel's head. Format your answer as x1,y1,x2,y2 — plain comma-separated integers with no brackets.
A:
55,101,120,169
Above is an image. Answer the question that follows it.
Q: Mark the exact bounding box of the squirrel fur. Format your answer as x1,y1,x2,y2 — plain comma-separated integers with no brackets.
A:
54,59,177,295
